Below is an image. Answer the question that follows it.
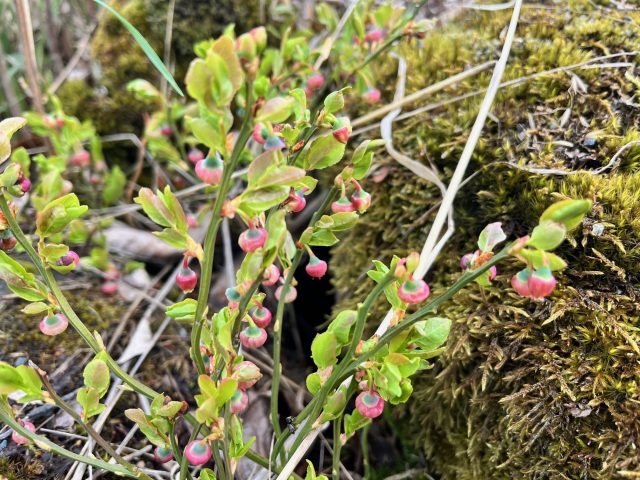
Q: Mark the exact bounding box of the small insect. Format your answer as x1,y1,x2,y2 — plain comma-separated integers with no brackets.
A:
285,416,296,434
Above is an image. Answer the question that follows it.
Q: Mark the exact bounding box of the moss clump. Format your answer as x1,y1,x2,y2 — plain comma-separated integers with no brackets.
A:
331,2,640,478
59,0,260,136
0,285,125,370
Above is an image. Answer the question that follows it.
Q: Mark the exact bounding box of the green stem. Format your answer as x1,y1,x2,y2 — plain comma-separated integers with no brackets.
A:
179,424,202,480
361,423,371,480
270,186,338,450
283,271,394,459
35,369,151,480
331,417,342,480
0,403,139,478
0,195,158,399
191,87,254,374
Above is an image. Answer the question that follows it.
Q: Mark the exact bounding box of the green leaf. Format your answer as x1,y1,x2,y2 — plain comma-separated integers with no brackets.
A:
352,139,385,180
93,0,183,96
166,299,198,323
303,133,346,170
36,194,88,237
248,150,279,186
77,387,106,419
308,229,339,247
518,249,567,271
0,117,27,163
412,317,451,352
527,220,566,251
0,251,46,301
306,373,321,395
134,188,173,228
327,310,356,345
311,332,338,369
327,212,358,231
240,186,289,213
102,166,126,206
344,409,370,438
257,96,296,123
324,90,345,114
83,357,110,397
477,222,506,252
22,302,49,315
218,378,238,405
540,199,592,231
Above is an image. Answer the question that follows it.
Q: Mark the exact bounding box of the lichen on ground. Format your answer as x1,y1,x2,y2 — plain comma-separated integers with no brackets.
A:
331,2,640,478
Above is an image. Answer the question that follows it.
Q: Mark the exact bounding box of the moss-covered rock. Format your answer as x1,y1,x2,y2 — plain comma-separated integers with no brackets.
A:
331,3,640,478
59,0,260,135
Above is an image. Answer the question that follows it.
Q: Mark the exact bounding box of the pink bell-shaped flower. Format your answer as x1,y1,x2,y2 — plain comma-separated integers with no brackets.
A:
275,284,297,303
287,190,306,213
184,440,212,466
69,150,90,167
527,266,557,299
11,420,35,445
351,189,371,213
240,325,268,349
364,88,381,104
57,250,80,267
262,264,280,286
355,391,384,418
331,196,355,213
252,123,268,144
307,73,325,91
511,268,532,297
229,389,249,414
398,277,430,304
154,446,174,463
176,258,198,293
250,306,272,328
40,313,68,336
305,256,327,279
187,148,205,164
239,227,267,252
233,361,262,390
195,156,224,185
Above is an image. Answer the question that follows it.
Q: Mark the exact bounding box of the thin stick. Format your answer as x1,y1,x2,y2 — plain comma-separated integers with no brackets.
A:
0,41,21,116
313,0,359,71
14,0,45,114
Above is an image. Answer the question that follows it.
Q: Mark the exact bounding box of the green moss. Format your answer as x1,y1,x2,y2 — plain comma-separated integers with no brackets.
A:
331,3,640,478
0,287,125,369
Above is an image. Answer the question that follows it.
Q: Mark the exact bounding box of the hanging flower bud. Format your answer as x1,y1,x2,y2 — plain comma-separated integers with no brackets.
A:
398,277,430,304
286,189,306,213
527,266,556,298
262,264,280,286
332,196,355,213
187,148,205,164
275,284,297,303
511,268,532,297
364,29,385,43
351,189,371,212
488,265,497,281
307,73,325,91
160,125,173,137
57,250,80,268
332,117,352,144
252,123,268,144
225,286,242,305
264,134,286,151
355,391,385,418
233,361,262,389
306,256,327,279
460,253,475,270
195,156,224,185
40,313,68,336
235,33,257,61
101,281,118,295
184,440,212,466
240,325,268,349
250,306,272,328
229,389,249,414
0,233,16,252
19,177,31,194
11,421,35,445
249,27,267,52
363,87,381,104
69,150,91,167
154,446,174,463
176,259,198,293
239,227,267,252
